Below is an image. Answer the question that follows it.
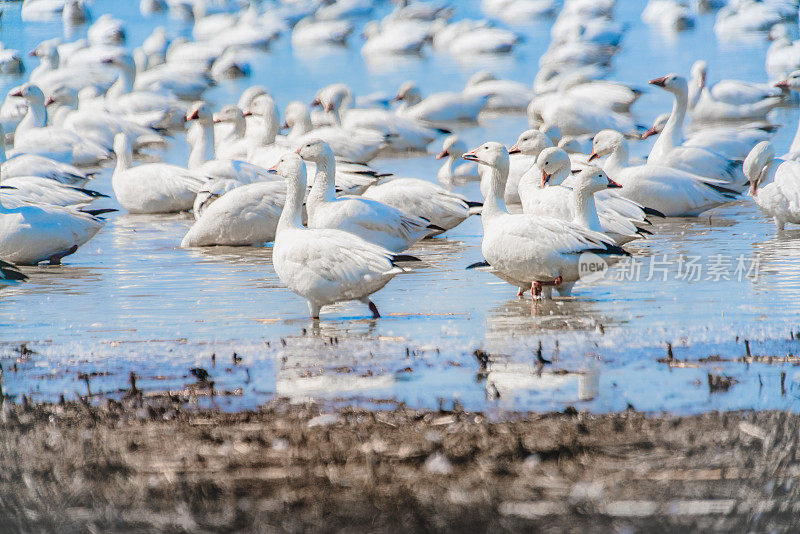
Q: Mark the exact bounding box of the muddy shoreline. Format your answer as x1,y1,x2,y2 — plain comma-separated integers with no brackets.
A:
2,395,800,532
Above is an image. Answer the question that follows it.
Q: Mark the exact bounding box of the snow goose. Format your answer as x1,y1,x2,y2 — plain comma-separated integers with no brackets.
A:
772,72,800,160
551,16,624,47
361,20,428,56
180,179,286,247
436,135,479,182
641,0,694,31
766,26,800,79
744,141,800,230
0,124,90,185
292,17,353,47
527,94,642,138
271,152,412,319
482,0,557,22
557,75,642,114
646,74,745,187
213,104,249,160
10,85,112,167
689,60,784,108
111,134,206,214
0,259,27,286
142,27,169,67
462,71,533,111
518,147,650,245
1,176,106,208
714,1,790,40
0,87,27,136
538,40,616,70
393,81,488,123
297,139,433,253
463,142,627,300
87,14,126,46
0,44,23,75
503,129,553,206
590,129,739,217
316,0,374,20
105,53,211,101
141,0,167,15
0,168,105,265
362,177,482,236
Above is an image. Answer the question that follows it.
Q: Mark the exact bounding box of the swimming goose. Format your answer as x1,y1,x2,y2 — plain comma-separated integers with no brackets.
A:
10,84,112,167
773,72,800,161
0,259,27,286
393,81,488,124
1,176,106,208
590,129,739,217
87,14,126,46
361,19,429,56
0,125,90,185
0,167,105,265
180,180,286,247
464,142,627,300
462,71,534,111
483,0,557,23
527,94,642,138
112,134,206,214
436,135,479,182
689,60,784,108
744,141,800,230
518,147,649,245
297,139,432,253
362,177,482,236
647,74,745,187
641,0,694,31
271,152,411,319
292,17,353,47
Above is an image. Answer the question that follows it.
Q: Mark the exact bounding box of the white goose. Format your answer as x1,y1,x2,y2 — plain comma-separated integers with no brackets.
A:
502,129,553,207
464,142,627,300
181,180,286,247
362,178,482,236
518,147,650,246
393,81,488,124
527,94,642,138
462,71,534,111
689,60,784,107
1,176,106,208
774,72,800,161
646,74,745,187
271,152,411,319
0,167,105,265
744,141,800,230
112,134,206,214
297,139,433,253
436,135,479,182
590,129,739,217
0,124,91,185
291,17,353,47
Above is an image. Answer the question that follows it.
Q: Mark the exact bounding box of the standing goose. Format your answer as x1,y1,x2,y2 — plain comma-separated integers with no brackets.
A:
647,74,744,188
590,129,739,217
464,142,627,300
297,139,433,253
112,134,207,214
0,167,105,265
744,141,800,230
271,152,411,319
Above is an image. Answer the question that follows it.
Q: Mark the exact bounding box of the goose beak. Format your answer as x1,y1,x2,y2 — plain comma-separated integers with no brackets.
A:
267,165,278,174
588,152,600,162
648,76,668,87
390,95,401,104
640,126,659,140
540,169,550,188
310,98,320,108
185,109,199,121
295,147,303,155
775,79,789,88
28,49,38,57
281,121,289,130
435,149,448,159
212,117,222,123
9,88,22,97
462,149,479,162
45,96,55,106
507,142,521,154
101,56,114,64
242,110,253,117
607,178,622,189
749,180,758,196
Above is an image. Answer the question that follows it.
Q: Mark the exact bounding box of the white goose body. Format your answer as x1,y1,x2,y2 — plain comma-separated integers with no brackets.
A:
394,82,488,124
744,141,800,230
436,135,479,182
593,130,738,217
362,178,481,236
1,176,104,208
271,153,406,319
181,181,286,247
112,134,205,214
298,140,431,253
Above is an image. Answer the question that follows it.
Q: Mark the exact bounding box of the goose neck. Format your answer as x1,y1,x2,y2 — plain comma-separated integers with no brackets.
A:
573,186,602,231
481,164,508,220
604,142,629,176
307,157,337,207
189,120,215,168
650,89,686,163
277,176,305,232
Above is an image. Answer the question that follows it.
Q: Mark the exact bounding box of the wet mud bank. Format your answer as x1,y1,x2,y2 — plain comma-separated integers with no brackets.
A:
2,397,800,532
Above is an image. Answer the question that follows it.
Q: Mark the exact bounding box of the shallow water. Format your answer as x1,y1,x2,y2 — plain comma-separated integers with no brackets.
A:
3,0,800,414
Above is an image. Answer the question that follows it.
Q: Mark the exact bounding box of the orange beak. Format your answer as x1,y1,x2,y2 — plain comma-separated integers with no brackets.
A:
462,149,479,162
507,142,521,155
310,98,320,108
607,178,622,189
775,79,789,88
9,88,22,97
295,147,303,155
267,165,278,174
641,126,659,140
242,110,253,117
185,109,199,121
749,181,758,196
540,169,550,188
649,76,668,87
435,149,448,159
588,152,600,162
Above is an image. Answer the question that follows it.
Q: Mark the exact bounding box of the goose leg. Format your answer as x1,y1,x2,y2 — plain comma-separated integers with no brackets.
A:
368,300,381,319
307,301,321,319
516,286,527,298
47,245,79,265
531,281,543,300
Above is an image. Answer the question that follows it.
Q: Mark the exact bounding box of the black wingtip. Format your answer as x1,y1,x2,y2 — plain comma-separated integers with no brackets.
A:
80,208,118,216
636,227,653,236
643,206,666,218
465,200,483,208
466,261,491,270
437,128,451,135
70,186,108,198
583,244,630,257
427,224,446,232
705,182,740,198
0,260,26,281
391,254,422,263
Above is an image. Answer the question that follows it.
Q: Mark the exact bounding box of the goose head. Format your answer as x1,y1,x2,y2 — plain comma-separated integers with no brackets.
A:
313,83,351,113
641,112,669,140
185,101,212,123
466,70,496,87
648,73,688,96
44,85,78,107
238,85,267,111
10,83,45,106
508,129,552,156
212,104,243,125
269,152,306,182
247,94,277,119
296,138,335,166
689,60,707,89
589,129,624,161
462,142,509,172
526,99,545,129
101,53,135,74
572,166,621,194
540,124,562,145
437,135,467,159
392,81,422,106
775,70,800,91
113,132,133,157
536,146,571,187
743,141,775,196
